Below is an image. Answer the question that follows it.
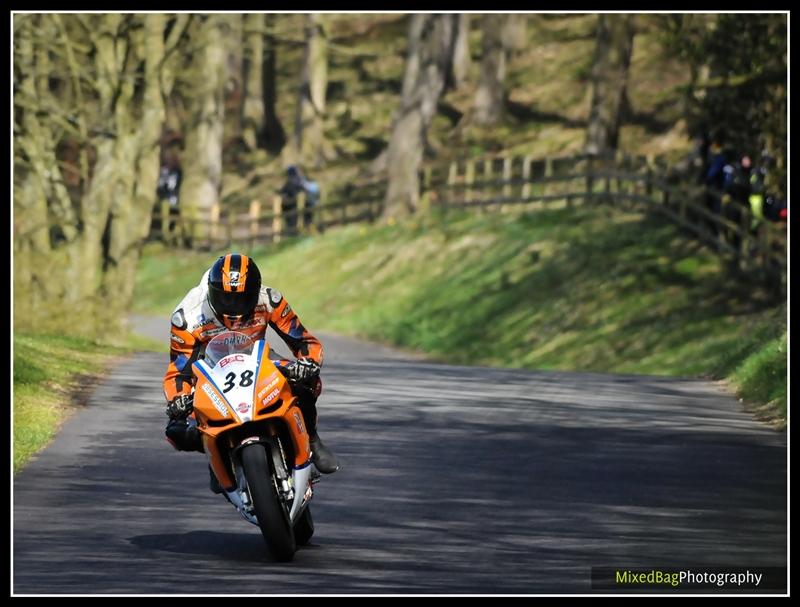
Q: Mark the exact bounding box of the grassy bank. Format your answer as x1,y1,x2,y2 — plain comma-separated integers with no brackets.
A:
13,330,161,473
133,203,787,426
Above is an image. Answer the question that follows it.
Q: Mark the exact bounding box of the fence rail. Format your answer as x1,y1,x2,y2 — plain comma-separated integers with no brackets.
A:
151,151,786,285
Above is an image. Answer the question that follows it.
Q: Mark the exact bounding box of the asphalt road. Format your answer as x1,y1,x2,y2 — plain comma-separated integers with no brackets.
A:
13,315,787,594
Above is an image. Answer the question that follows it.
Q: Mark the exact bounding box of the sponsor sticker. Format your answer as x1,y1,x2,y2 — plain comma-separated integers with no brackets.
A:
219,354,245,368
293,411,305,434
170,333,185,344
257,374,280,400
202,384,230,418
260,387,280,405
200,327,229,339
237,402,250,413
280,303,292,318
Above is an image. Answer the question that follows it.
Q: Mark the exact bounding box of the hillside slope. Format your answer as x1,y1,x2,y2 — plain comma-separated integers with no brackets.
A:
134,204,786,424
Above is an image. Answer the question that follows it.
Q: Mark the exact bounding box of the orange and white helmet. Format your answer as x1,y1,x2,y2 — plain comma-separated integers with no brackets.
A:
207,253,262,329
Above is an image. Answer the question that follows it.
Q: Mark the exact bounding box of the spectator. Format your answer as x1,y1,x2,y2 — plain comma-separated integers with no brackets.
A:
721,154,753,249
763,195,787,223
279,165,305,233
704,134,732,239
156,155,182,239
302,176,321,232
747,151,774,231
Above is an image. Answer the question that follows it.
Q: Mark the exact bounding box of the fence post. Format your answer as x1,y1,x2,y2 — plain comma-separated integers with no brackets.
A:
585,155,594,205
502,156,512,210
483,158,493,211
465,159,475,207
160,200,171,244
739,205,752,272
249,200,261,248
522,155,532,200
297,192,306,232
544,157,553,205
445,161,458,217
614,151,625,205
272,195,282,243
447,161,458,195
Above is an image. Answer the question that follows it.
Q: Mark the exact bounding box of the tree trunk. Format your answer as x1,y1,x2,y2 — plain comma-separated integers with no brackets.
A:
180,15,229,244
262,16,286,155
294,13,331,167
472,15,508,125
384,14,458,219
502,14,528,56
585,14,635,156
13,17,56,310
100,14,168,315
77,14,128,304
242,13,265,150
450,14,471,89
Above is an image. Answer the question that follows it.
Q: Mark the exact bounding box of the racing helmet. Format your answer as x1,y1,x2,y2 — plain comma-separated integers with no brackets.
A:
207,253,262,328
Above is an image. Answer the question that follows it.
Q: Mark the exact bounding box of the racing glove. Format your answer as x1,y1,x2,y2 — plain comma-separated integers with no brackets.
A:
287,358,321,384
166,393,194,420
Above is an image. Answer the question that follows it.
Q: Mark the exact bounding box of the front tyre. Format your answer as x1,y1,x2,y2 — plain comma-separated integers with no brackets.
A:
294,506,314,546
241,444,296,561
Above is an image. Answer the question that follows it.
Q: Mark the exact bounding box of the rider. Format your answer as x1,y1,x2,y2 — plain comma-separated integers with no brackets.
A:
163,253,339,481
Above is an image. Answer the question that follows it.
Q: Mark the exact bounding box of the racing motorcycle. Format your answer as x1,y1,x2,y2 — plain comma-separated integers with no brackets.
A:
191,330,318,561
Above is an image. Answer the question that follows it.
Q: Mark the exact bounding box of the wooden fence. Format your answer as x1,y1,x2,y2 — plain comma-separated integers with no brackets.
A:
151,151,786,285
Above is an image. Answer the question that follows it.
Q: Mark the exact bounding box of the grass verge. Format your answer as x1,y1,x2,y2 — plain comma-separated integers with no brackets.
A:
134,203,786,426
13,330,162,473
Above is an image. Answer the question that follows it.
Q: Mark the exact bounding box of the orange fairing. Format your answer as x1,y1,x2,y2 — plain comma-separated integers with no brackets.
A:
191,338,312,492
254,364,311,468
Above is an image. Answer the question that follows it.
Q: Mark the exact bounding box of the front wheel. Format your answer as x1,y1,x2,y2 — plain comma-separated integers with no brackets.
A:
241,443,296,561
294,506,314,546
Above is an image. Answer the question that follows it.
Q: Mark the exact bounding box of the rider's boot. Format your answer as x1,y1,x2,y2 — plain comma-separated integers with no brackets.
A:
296,380,339,474
309,434,339,474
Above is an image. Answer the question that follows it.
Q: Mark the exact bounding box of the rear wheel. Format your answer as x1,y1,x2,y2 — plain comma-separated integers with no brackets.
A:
294,506,314,546
241,443,296,561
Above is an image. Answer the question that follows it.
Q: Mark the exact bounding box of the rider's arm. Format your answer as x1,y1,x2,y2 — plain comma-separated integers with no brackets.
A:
163,318,204,403
268,292,324,366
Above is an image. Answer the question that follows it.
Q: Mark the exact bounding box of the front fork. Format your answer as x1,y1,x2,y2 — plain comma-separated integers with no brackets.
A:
226,435,314,525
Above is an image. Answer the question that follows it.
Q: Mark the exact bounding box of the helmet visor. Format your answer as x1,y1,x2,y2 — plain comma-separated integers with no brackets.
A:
209,285,259,318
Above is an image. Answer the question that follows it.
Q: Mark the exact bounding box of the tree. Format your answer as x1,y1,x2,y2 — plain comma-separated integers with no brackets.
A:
584,14,635,156
461,14,526,127
293,13,331,167
262,16,286,155
180,15,232,245
450,14,471,90
384,14,458,219
658,13,787,195
472,14,508,125
13,14,183,330
242,13,265,151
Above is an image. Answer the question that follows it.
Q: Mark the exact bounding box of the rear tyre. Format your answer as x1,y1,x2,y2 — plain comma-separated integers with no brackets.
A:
241,443,296,561
294,506,314,546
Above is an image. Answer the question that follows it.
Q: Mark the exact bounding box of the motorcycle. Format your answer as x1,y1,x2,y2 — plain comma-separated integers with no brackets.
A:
191,330,317,561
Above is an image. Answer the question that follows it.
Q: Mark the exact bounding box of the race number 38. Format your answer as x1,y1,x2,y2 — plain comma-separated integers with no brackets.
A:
222,370,254,393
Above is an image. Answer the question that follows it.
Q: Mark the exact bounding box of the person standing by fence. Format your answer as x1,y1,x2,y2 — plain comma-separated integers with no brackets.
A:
279,165,305,234
156,154,183,243
302,176,321,232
